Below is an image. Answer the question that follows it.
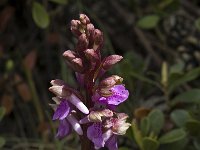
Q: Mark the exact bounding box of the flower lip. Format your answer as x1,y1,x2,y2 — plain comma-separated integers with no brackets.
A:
52,100,71,120
99,84,129,106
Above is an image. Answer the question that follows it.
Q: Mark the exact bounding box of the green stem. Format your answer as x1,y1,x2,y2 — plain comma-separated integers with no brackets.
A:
25,68,44,123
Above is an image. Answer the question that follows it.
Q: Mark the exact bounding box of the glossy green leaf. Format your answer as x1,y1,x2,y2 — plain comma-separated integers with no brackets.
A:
185,120,200,136
32,2,50,28
159,129,186,144
168,67,200,93
0,137,5,148
143,137,159,150
171,89,200,106
49,0,68,5
148,109,164,135
137,15,160,29
140,117,150,136
0,107,6,121
170,109,191,127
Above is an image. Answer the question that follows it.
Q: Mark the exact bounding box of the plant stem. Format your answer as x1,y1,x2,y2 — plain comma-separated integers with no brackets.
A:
25,68,44,123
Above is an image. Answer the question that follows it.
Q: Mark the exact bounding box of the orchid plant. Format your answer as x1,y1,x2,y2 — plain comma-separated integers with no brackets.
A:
49,14,131,150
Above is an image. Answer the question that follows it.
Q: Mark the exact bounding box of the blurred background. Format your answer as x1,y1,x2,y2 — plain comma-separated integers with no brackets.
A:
0,0,200,149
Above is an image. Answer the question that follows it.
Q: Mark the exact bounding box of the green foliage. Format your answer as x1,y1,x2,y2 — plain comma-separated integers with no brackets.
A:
148,109,164,135
137,15,160,29
32,2,50,29
168,67,200,93
171,89,200,106
49,0,68,5
140,117,150,136
170,109,191,127
143,137,159,150
0,137,5,148
185,120,200,136
159,129,187,144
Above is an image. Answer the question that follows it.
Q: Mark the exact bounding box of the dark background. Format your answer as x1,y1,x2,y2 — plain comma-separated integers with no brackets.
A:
0,0,200,149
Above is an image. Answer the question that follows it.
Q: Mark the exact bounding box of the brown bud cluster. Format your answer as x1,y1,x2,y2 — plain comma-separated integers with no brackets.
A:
63,14,124,85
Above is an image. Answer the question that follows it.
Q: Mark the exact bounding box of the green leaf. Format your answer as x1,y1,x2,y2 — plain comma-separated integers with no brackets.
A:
140,117,150,136
143,137,159,150
159,137,188,150
130,72,159,87
132,121,143,150
49,0,68,5
195,18,200,32
32,2,50,28
170,109,191,127
148,109,164,135
169,61,184,74
168,67,200,93
185,120,200,136
137,15,160,29
171,89,200,106
0,137,5,148
0,107,6,121
159,129,186,144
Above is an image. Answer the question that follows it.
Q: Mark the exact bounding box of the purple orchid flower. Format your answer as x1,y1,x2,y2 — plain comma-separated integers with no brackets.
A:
52,98,83,137
93,84,129,106
87,123,118,150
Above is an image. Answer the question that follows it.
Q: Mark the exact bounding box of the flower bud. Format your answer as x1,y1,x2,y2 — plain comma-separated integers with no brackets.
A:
76,33,89,52
102,55,123,70
84,49,99,61
86,23,95,37
79,14,90,25
70,20,82,37
99,75,123,88
93,29,103,51
79,109,113,124
89,109,113,122
49,85,71,98
63,50,77,61
71,58,84,72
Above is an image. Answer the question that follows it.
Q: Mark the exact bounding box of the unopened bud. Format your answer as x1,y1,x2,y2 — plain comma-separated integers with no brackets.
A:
76,33,89,52
84,49,99,61
70,20,82,37
70,58,84,72
86,23,94,37
102,55,123,70
49,85,71,98
99,75,123,88
93,29,103,50
63,50,77,61
79,14,90,25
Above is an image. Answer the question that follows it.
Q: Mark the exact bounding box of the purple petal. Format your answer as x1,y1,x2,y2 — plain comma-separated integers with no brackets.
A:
53,100,70,120
87,123,105,148
56,119,72,138
69,94,89,114
107,85,129,105
67,114,83,135
106,135,118,150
